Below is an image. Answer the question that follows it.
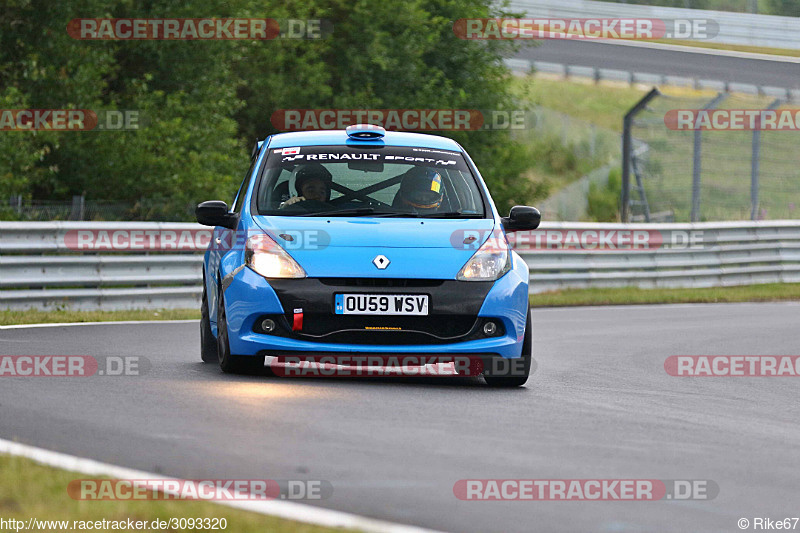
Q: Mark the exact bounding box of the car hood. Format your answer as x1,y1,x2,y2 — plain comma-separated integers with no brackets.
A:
252,215,497,279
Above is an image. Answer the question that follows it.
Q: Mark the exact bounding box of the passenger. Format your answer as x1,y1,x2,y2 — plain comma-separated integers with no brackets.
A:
396,167,444,214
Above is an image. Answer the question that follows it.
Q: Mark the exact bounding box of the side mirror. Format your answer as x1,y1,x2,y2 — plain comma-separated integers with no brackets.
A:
501,206,541,232
196,201,238,230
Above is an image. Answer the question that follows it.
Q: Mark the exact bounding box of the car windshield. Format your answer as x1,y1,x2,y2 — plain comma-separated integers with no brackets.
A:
254,145,487,217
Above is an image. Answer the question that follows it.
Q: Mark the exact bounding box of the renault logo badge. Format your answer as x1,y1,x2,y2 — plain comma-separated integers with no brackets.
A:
372,254,390,270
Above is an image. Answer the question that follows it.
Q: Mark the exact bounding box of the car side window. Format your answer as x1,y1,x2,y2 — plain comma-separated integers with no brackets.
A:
233,157,258,213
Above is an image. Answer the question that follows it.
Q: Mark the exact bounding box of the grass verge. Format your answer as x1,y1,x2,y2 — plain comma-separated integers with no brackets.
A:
531,283,800,307
514,77,647,132
0,308,199,326
512,77,719,132
0,453,347,533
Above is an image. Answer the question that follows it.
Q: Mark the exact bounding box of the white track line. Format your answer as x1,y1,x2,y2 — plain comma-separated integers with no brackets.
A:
531,301,800,312
0,319,197,330
579,38,800,64
0,438,443,533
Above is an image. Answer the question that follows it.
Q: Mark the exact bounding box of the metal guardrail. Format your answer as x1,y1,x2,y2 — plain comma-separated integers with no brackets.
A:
504,58,800,101
522,221,800,293
0,222,204,311
507,0,800,50
1,221,799,310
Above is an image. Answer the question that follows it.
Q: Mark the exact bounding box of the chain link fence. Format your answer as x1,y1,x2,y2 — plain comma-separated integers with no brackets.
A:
520,106,620,163
623,89,800,222
537,165,615,221
513,106,621,221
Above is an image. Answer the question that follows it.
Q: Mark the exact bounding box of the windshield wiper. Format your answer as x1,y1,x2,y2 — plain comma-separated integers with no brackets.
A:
297,208,483,219
371,211,420,218
422,211,484,218
299,207,376,217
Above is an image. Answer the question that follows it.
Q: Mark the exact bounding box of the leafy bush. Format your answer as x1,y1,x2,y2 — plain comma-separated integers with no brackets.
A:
587,167,621,222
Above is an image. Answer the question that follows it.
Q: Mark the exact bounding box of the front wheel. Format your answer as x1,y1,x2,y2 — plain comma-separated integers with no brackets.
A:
483,309,532,388
217,285,265,374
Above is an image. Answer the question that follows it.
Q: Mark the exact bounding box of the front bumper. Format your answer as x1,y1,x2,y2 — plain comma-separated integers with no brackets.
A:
222,254,529,358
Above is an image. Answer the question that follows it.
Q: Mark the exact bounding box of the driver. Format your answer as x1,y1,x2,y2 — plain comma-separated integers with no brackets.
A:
280,164,332,208
396,166,444,213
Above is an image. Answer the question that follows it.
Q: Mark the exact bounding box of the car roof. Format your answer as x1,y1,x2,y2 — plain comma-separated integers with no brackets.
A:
266,130,462,152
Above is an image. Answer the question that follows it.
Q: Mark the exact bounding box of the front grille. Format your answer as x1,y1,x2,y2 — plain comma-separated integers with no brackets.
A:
253,313,504,345
261,278,497,345
299,313,475,339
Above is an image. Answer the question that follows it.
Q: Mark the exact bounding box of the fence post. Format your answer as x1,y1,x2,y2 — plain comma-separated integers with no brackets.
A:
751,98,782,220
69,195,85,221
691,93,727,223
622,88,660,222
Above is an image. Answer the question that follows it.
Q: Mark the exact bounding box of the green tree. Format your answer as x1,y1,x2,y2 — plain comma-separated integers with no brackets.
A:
1,0,246,218
1,0,539,218
232,0,539,212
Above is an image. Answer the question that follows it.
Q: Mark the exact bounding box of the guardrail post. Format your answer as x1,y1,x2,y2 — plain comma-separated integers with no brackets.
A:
751,98,782,220
691,93,728,222
622,88,660,222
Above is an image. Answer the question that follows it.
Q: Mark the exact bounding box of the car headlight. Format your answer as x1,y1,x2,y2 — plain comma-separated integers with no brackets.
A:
456,235,511,281
245,234,306,279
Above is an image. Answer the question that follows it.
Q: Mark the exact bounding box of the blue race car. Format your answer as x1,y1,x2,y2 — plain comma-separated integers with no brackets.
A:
196,124,540,386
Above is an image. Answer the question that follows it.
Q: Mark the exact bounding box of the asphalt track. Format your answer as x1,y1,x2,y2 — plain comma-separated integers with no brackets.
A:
514,40,800,89
2,302,799,532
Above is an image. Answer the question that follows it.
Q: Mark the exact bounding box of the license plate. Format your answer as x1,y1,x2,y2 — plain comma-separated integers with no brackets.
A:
334,294,429,315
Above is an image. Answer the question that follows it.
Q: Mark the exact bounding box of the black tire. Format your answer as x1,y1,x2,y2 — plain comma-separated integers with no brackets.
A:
200,283,219,363
483,309,532,388
216,284,265,374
